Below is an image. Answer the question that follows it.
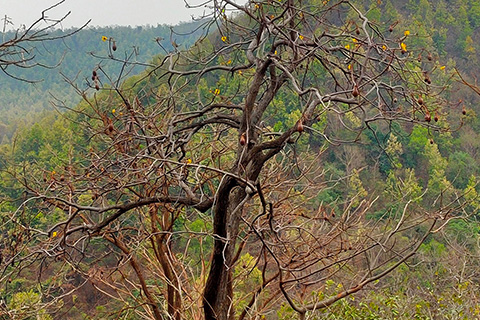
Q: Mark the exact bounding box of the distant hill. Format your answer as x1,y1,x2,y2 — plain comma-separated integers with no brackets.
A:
2,0,480,142
0,20,207,140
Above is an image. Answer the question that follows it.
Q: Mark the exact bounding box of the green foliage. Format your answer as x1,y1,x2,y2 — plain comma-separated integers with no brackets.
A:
7,290,53,320
406,126,429,167
424,141,453,198
446,152,478,189
462,175,480,215
386,134,403,169
347,169,368,208
385,168,423,202
233,253,262,315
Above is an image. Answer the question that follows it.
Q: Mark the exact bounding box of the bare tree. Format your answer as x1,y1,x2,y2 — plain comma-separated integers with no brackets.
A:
0,1,471,319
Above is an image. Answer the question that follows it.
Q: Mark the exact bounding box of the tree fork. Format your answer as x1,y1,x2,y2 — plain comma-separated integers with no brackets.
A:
203,175,248,320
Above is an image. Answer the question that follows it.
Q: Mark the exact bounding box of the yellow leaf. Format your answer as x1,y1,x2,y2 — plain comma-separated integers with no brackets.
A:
404,30,410,36
52,231,57,238
112,108,116,114
400,42,407,52
299,34,304,40
221,36,227,42
440,65,446,70
102,36,108,42
345,44,350,49
382,45,387,50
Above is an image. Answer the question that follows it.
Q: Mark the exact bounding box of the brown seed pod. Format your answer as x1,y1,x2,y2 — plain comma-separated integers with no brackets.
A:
417,96,424,105
112,40,117,51
389,25,393,32
430,138,434,144
427,53,433,61
352,85,359,97
462,105,467,115
108,119,114,132
91,75,96,81
60,175,65,182
92,70,97,77
393,97,398,103
297,120,304,132
424,111,431,122
356,26,360,35
417,54,422,62
434,112,439,122
239,132,246,146
92,193,98,200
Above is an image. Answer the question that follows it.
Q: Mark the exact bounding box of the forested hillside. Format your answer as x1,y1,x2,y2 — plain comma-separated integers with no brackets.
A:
2,0,480,319
0,21,204,141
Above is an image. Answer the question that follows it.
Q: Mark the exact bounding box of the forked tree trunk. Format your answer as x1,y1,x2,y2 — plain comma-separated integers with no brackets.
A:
204,177,246,320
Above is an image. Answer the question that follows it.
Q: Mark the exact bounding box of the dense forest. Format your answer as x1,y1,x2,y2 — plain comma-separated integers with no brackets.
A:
0,22,204,141
2,0,480,319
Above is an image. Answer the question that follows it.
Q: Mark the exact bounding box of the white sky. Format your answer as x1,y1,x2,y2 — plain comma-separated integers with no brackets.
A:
0,0,213,29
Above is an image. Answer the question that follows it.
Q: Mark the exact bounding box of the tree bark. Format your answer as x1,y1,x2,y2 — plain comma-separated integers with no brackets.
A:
203,176,246,320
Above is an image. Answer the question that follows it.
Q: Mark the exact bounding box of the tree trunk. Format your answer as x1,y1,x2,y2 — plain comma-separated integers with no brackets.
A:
204,177,245,320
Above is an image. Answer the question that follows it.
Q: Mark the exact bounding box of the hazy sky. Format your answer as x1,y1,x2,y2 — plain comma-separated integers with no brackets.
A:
1,0,211,29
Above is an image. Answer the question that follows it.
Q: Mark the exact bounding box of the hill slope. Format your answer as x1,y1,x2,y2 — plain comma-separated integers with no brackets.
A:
0,21,206,140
